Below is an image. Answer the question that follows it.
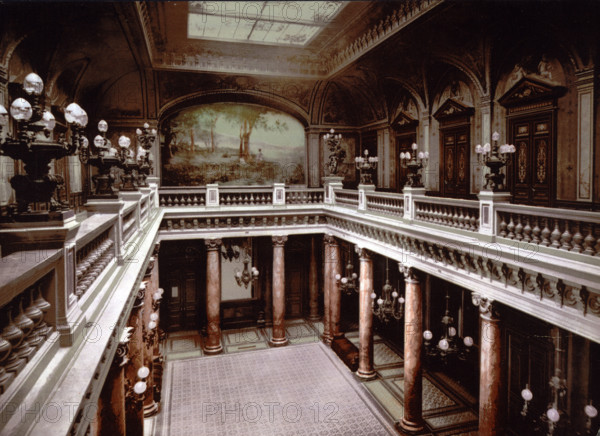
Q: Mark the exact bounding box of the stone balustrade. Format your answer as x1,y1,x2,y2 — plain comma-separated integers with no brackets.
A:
365,191,404,216
333,189,360,208
414,197,480,232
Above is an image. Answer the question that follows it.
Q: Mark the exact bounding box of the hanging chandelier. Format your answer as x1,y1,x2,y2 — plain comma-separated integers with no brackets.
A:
475,131,516,191
0,72,88,220
399,142,429,188
371,259,404,323
335,256,358,296
423,290,473,362
224,239,258,289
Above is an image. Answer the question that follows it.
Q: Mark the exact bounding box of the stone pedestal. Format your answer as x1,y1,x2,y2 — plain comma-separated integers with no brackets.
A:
270,236,288,346
204,239,223,355
307,236,320,321
402,186,426,221
399,266,424,433
323,176,343,204
358,184,375,211
356,246,376,380
477,191,511,236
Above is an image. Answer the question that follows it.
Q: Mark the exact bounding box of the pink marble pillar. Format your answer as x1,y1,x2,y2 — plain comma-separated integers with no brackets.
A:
307,236,320,321
474,295,503,436
125,286,145,436
356,246,376,379
330,238,342,339
322,236,333,344
400,266,424,433
270,235,288,346
204,238,223,354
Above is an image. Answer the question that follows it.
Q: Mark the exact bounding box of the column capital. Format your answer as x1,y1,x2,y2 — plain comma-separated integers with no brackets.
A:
115,326,133,367
400,264,420,283
204,238,222,251
472,292,500,320
272,235,288,246
133,283,146,309
323,234,338,246
354,245,371,259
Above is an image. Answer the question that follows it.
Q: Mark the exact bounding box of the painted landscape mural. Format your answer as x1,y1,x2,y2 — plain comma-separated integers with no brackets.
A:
161,102,306,185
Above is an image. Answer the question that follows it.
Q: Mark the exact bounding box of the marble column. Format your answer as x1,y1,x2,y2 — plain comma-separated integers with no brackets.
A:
356,246,376,379
307,236,320,321
96,336,129,436
330,237,342,339
321,236,333,344
204,239,223,354
125,286,146,436
473,294,503,436
270,235,288,346
399,266,424,433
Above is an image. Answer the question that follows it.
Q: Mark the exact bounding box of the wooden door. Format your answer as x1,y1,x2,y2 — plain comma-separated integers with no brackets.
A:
165,270,200,332
508,114,554,206
396,132,416,191
441,126,470,198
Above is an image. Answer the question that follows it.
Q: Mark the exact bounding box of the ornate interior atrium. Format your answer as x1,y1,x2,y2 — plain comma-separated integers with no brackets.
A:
0,1,599,435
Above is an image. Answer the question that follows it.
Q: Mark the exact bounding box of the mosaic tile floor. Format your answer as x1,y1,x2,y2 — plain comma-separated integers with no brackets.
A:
148,320,479,436
155,342,396,436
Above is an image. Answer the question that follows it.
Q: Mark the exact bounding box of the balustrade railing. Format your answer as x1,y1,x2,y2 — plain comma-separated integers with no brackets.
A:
334,189,359,208
414,197,480,232
496,204,600,255
75,229,115,299
286,188,324,204
0,276,53,395
159,189,206,207
365,192,404,216
219,189,272,206
122,208,136,243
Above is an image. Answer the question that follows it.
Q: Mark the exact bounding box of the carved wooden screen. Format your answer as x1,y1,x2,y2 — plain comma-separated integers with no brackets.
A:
508,113,554,206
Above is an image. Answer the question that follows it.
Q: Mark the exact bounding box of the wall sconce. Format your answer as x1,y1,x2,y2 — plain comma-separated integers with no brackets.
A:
0,72,88,220
126,366,150,411
400,142,429,188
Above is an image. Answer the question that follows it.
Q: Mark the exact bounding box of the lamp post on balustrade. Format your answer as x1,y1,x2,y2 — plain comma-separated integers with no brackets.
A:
400,143,428,220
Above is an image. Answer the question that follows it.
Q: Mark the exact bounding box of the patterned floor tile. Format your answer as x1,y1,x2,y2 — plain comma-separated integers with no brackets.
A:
158,343,396,436
373,342,403,366
425,410,478,429
363,381,404,421
225,328,262,345
391,378,456,411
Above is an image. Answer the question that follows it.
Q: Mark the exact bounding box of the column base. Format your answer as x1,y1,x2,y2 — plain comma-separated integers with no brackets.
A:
397,417,425,433
203,344,223,355
321,334,333,345
355,369,377,381
143,401,159,418
307,314,321,322
269,337,289,347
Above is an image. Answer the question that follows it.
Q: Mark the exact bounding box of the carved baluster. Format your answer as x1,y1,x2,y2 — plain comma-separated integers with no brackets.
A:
13,298,35,362
531,217,541,244
173,196,179,206
470,211,478,231
523,218,532,243
458,208,465,229
571,222,583,253
452,207,460,228
0,333,12,393
560,220,573,251
540,218,551,246
3,305,25,374
507,214,516,239
550,219,562,249
499,214,508,237
514,214,524,241
24,289,44,350
583,223,596,256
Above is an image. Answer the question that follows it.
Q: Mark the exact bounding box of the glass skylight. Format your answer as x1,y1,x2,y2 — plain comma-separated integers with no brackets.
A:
188,1,344,46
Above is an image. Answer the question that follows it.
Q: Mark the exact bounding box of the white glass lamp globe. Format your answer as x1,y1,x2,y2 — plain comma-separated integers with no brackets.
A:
448,326,457,337
398,296,405,304
392,291,398,298
98,120,108,133
136,128,142,135
148,321,157,330
143,122,149,129
0,104,7,126
463,336,474,347
23,73,44,96
151,128,157,135
411,142,418,150
585,404,598,418
94,135,106,149
65,103,81,124
80,136,89,149
137,366,150,379
150,312,159,321
153,291,161,301
76,108,88,127
133,381,147,395
438,338,450,351
252,267,259,276
423,330,433,341
521,387,533,402
546,407,560,423
341,277,348,284
10,98,33,121
118,135,131,148
370,292,376,300
41,111,56,131
335,274,341,281
377,298,384,306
